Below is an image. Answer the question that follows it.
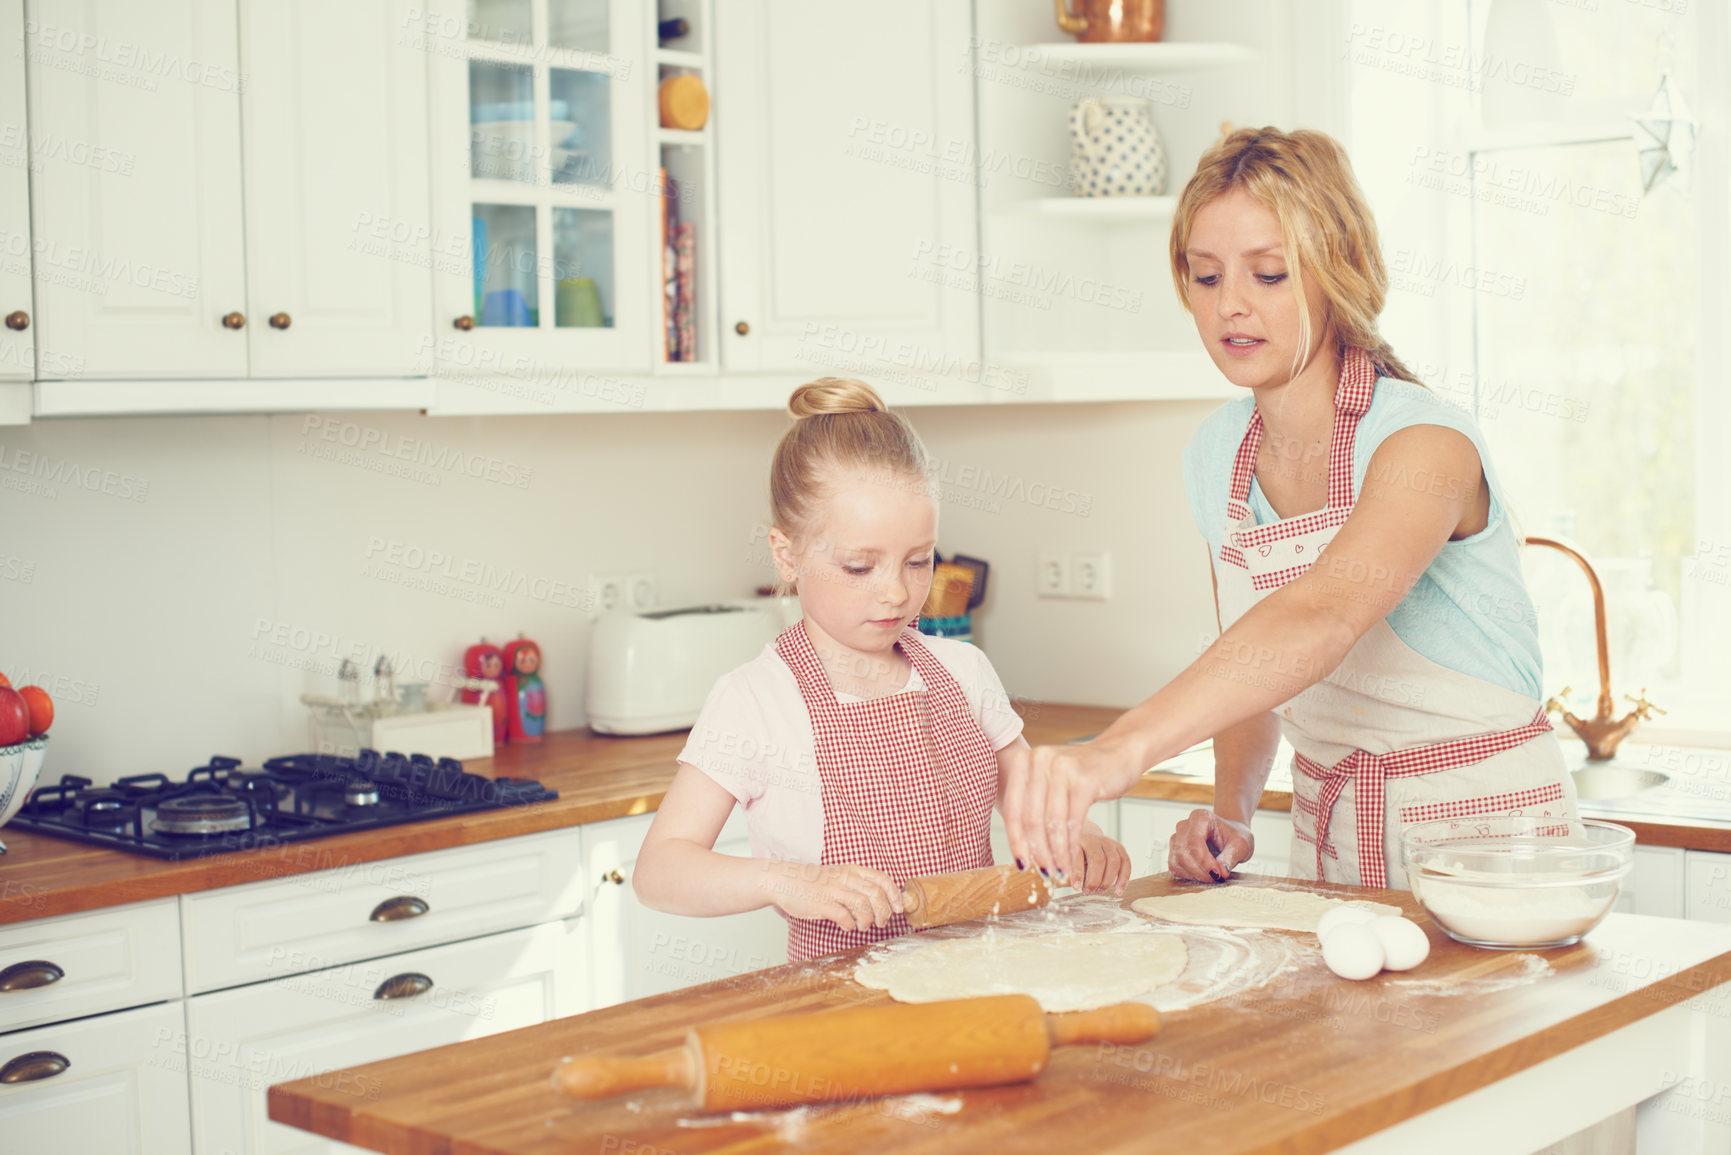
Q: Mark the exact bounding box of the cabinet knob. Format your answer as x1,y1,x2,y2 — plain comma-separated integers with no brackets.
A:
0,1051,70,1084
370,895,430,922
734,321,750,336
602,869,626,885
373,972,434,1001
0,960,64,992
453,314,475,331
4,310,27,332
269,312,292,330
222,311,246,330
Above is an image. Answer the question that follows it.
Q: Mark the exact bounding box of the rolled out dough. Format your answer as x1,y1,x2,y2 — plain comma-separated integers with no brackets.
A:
852,933,1188,1013
1131,887,1401,933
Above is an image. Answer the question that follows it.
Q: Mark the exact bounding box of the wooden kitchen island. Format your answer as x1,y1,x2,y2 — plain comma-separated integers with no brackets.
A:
269,874,1731,1155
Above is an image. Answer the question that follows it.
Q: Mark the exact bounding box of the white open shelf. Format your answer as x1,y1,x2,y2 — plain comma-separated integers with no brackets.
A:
1010,194,1178,221
653,47,705,69
1007,41,1257,74
656,127,709,147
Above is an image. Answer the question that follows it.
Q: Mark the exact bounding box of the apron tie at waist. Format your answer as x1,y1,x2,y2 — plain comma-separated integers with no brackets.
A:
1292,708,1554,889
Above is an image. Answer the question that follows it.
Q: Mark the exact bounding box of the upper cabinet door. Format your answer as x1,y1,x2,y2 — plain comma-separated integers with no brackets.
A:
715,0,979,374
425,0,652,376
0,0,33,382
239,0,434,378
26,0,248,379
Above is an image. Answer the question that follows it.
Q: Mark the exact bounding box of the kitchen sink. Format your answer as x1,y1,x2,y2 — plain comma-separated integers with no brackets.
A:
1570,765,1669,801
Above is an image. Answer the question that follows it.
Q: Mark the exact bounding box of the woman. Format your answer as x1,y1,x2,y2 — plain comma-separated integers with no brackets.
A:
1001,127,1577,890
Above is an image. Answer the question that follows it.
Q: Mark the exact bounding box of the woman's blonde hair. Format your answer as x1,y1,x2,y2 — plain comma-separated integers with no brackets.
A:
770,378,932,545
1169,127,1420,386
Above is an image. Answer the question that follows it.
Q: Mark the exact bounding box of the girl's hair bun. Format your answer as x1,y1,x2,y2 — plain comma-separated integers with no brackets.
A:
787,376,886,419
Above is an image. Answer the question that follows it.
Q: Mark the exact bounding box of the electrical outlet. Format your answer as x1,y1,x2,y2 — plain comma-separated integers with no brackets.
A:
588,572,627,614
1035,552,1070,598
1072,552,1112,600
627,571,658,611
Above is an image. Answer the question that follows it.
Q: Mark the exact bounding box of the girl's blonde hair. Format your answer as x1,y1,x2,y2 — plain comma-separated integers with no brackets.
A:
1169,126,1421,386
770,378,932,544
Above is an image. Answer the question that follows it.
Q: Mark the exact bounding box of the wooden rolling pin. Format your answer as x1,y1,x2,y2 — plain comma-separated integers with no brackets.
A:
553,994,1159,1112
901,863,1051,929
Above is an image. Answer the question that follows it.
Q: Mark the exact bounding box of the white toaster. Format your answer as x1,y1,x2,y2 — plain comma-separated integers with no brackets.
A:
585,598,796,735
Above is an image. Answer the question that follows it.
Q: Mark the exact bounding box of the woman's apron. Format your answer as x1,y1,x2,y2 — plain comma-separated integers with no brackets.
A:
1214,348,1577,890
776,622,1000,961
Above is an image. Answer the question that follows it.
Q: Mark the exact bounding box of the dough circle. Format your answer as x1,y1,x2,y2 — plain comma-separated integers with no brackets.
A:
1131,887,1401,933
852,932,1188,1013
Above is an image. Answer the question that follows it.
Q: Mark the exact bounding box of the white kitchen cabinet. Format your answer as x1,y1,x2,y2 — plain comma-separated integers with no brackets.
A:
1683,851,1731,923
1613,845,1685,919
184,919,582,1155
1118,797,1294,881
714,0,980,376
585,809,786,1008
180,828,583,994
0,1000,193,1154
0,0,33,403
237,0,433,377
26,0,249,380
424,0,653,381
0,897,182,1034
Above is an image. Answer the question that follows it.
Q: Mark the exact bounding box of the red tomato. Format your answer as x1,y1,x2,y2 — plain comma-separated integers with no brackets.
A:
0,687,27,746
19,686,52,736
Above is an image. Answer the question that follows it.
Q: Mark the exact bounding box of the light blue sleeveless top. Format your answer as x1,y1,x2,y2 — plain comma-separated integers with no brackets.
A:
1182,377,1543,700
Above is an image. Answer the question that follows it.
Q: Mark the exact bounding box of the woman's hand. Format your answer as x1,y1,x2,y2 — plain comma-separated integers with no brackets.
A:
1076,824,1133,896
759,861,904,932
1168,809,1254,883
1001,741,1144,884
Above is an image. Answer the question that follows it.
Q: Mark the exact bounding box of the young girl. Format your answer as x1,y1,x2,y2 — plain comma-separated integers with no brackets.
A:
1001,128,1578,890
633,377,1131,962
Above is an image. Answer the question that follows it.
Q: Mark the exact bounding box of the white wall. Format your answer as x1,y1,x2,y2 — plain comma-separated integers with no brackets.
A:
0,401,1218,783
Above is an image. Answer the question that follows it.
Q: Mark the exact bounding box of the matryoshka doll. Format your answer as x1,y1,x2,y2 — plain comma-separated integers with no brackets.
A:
460,639,508,746
502,635,546,741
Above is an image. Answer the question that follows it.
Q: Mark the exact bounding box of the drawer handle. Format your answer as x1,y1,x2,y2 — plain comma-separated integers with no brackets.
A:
222,311,246,330
269,311,292,330
370,896,430,922
374,972,433,1001
0,1051,70,1083
0,960,64,991
4,310,27,331
602,869,626,885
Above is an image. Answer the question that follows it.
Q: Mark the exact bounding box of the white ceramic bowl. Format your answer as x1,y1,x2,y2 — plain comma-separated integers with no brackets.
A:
0,734,47,829
1400,815,1634,949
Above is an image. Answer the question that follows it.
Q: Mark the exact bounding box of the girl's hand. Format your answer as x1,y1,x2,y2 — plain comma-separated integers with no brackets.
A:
1168,809,1254,883
1076,825,1132,895
1001,741,1144,884
760,861,904,932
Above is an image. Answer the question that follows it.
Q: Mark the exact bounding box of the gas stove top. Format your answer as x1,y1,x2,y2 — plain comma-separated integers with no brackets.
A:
10,750,558,860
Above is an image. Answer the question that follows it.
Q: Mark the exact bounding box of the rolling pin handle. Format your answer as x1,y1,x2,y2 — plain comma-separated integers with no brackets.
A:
552,1046,697,1101
1045,1002,1162,1048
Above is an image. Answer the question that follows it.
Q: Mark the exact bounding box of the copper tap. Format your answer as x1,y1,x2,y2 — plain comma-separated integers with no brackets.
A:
1526,535,1665,761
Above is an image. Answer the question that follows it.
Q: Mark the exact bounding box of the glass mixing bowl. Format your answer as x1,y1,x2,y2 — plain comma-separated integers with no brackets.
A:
1399,816,1635,949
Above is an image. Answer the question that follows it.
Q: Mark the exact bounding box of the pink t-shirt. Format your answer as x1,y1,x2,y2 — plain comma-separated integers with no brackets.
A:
676,635,1025,865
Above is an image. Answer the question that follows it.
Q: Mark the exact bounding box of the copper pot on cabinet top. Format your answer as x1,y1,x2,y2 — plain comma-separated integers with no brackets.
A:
1055,0,1164,43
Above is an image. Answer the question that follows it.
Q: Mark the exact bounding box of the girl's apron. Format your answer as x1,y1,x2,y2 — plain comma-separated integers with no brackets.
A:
776,622,1000,961
1214,348,1577,890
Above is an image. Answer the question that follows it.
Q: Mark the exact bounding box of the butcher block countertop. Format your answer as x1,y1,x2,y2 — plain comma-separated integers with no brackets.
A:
5,701,1729,926
267,874,1731,1155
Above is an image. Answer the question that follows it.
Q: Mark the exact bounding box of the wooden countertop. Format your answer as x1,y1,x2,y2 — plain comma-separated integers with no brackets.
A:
267,873,1731,1155
0,704,1122,926
7,700,1730,926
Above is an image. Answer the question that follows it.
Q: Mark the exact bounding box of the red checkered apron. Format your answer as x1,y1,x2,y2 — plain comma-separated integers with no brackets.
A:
776,622,999,962
1214,348,1575,889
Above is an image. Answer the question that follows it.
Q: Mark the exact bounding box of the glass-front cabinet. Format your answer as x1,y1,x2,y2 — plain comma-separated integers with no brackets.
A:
424,0,650,377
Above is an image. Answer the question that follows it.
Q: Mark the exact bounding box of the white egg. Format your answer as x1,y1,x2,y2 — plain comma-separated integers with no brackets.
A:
1316,902,1381,943
1367,915,1430,972
1321,923,1385,981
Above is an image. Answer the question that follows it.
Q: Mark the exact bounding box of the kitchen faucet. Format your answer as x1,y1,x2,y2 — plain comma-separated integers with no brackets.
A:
1526,535,1665,761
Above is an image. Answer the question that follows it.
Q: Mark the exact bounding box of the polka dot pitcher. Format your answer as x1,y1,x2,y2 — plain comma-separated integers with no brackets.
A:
1068,97,1168,197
